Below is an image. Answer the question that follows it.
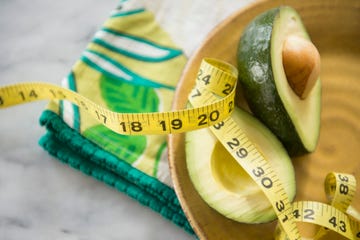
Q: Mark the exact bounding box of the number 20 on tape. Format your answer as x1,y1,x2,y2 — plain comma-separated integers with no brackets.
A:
0,58,359,240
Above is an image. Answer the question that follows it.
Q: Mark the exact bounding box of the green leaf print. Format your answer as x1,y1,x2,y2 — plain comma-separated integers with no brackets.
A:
100,73,159,113
83,74,160,164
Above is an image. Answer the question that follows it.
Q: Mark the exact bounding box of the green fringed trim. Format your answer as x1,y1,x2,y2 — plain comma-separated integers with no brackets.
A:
39,110,195,236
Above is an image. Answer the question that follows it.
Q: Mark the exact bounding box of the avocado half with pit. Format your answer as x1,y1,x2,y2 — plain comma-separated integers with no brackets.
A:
237,6,321,156
185,107,296,223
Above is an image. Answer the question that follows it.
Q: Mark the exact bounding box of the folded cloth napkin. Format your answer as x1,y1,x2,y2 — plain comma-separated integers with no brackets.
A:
39,0,194,235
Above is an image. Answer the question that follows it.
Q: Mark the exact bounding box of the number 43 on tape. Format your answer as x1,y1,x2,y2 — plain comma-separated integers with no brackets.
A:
0,58,359,240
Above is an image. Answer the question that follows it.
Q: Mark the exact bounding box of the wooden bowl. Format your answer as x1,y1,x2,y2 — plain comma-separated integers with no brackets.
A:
168,0,360,239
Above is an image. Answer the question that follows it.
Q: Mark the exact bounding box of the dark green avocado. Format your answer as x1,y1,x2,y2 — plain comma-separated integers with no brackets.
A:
237,6,321,156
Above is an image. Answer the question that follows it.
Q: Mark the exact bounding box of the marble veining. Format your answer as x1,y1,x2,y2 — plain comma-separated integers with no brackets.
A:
0,0,254,239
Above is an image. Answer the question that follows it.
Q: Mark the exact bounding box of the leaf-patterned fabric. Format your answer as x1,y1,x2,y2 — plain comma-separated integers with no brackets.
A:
39,1,193,234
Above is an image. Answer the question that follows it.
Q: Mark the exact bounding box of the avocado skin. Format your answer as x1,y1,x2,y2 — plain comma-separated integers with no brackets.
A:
236,7,307,156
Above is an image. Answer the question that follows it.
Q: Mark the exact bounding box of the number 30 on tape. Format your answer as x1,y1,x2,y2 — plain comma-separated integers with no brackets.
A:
0,58,359,240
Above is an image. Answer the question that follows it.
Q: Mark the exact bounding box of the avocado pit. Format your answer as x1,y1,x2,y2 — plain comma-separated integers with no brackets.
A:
282,35,321,99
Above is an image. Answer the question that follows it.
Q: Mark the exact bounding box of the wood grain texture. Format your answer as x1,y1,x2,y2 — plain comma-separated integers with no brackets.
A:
168,0,360,239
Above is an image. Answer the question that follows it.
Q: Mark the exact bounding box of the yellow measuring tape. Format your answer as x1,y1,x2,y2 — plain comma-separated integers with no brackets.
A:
0,59,236,135
0,58,359,239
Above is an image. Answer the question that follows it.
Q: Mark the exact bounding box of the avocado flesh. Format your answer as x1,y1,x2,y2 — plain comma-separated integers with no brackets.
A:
237,6,321,156
185,107,296,223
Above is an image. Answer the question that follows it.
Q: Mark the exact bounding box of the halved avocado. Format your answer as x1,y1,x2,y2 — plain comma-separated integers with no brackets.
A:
185,107,296,223
237,6,321,156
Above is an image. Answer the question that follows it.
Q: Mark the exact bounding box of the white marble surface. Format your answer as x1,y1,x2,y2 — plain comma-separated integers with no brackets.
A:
0,0,255,239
